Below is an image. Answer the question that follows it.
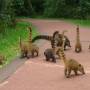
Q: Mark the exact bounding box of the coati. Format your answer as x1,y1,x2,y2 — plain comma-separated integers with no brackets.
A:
58,48,85,78
27,27,39,58
44,31,65,63
44,48,56,63
19,27,39,58
32,31,71,50
57,31,85,78
75,25,82,53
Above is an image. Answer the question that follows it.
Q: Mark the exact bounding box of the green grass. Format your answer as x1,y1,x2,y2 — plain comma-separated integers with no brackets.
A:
64,19,90,27
0,21,38,67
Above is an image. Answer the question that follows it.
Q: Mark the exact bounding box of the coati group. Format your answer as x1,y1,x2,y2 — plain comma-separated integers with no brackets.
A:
56,30,85,78
0,25,85,78
0,25,87,78
19,25,86,78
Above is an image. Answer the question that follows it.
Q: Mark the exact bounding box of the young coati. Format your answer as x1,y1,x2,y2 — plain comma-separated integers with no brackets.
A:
19,27,39,58
32,31,71,50
75,25,82,53
44,48,56,63
57,32,85,78
44,31,60,63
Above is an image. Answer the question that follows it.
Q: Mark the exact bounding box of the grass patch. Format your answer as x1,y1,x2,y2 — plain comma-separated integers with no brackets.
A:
0,21,38,67
64,19,90,27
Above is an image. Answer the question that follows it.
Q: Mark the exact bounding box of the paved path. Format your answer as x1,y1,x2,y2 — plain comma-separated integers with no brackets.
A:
0,19,90,90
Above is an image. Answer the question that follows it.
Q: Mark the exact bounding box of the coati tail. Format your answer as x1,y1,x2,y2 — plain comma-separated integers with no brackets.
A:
51,31,59,49
28,26,32,43
32,35,52,42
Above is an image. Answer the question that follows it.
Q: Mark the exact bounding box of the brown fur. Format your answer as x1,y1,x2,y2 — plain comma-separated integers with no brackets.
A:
19,36,29,58
57,30,85,78
19,26,39,58
75,25,82,53
27,26,39,58
58,47,85,78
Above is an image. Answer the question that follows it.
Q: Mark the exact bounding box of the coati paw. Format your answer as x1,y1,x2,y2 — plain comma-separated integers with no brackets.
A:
46,59,49,61
52,60,56,63
66,75,70,78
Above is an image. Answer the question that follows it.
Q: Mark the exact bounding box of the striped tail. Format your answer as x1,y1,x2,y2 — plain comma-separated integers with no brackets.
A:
32,35,52,42
57,30,67,65
51,31,59,51
28,27,32,43
62,30,67,50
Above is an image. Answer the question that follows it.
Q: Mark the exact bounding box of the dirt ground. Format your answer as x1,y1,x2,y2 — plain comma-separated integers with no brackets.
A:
0,19,90,90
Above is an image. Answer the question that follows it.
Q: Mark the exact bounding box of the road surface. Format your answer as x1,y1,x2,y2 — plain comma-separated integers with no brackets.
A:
0,19,90,90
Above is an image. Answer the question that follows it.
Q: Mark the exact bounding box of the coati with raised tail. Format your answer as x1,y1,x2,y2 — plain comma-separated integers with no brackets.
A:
57,31,85,78
27,27,39,58
75,25,82,53
58,48,85,78
32,31,71,50
19,27,39,58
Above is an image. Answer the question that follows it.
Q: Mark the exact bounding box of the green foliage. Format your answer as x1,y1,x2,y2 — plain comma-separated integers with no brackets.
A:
65,19,90,27
0,21,38,67
0,0,16,32
31,0,45,15
13,0,35,16
44,0,90,19
1,0,90,19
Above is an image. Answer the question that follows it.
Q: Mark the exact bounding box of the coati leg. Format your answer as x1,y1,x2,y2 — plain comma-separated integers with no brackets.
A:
31,50,38,57
64,68,67,76
25,51,31,59
74,69,78,75
45,55,49,61
52,56,56,63
34,50,38,56
20,51,26,58
31,51,34,58
66,68,71,78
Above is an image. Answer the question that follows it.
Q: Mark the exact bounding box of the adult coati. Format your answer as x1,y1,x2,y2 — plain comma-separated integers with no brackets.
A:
75,25,82,53
19,27,39,58
57,31,85,78
58,48,85,78
32,31,71,50
27,27,39,58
